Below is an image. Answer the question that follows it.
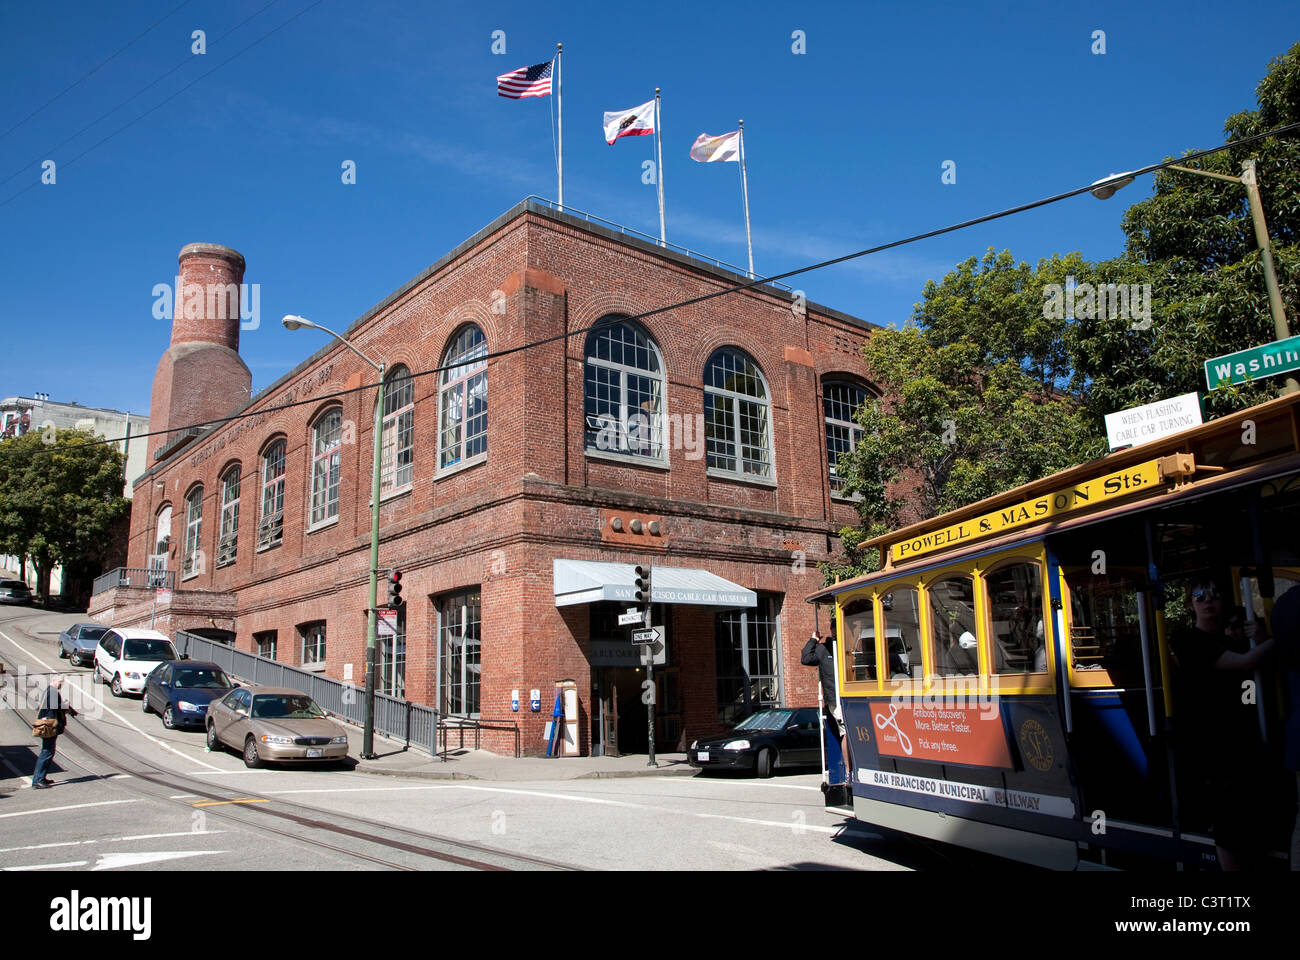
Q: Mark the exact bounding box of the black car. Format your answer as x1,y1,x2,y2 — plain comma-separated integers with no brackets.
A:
142,661,235,729
0,579,31,605
688,707,824,778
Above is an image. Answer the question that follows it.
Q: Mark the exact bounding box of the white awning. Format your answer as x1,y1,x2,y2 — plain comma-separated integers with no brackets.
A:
553,559,757,608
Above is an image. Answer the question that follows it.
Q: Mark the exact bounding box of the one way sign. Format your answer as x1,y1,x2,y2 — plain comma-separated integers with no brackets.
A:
631,627,662,645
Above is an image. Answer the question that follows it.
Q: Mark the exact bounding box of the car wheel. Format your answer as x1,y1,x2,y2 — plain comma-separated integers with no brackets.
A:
91,667,101,684
162,706,177,730
206,723,222,752
756,747,774,779
110,675,123,698
141,694,151,713
243,736,263,769
58,645,68,659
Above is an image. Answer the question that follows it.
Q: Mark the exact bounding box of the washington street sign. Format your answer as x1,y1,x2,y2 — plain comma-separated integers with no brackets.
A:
1204,335,1300,389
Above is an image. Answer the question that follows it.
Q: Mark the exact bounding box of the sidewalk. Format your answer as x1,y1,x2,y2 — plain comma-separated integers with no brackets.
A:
351,736,697,782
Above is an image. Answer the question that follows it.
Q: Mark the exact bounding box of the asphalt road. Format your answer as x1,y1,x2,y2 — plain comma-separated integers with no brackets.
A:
0,605,996,872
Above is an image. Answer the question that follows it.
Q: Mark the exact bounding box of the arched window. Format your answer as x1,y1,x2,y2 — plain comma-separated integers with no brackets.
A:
439,326,488,470
153,505,172,559
380,365,415,493
584,317,665,459
259,439,286,549
183,487,203,579
823,380,870,495
704,347,772,479
217,466,240,567
310,408,342,527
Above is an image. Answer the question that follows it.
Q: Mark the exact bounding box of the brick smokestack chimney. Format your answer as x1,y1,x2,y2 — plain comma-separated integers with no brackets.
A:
148,243,253,462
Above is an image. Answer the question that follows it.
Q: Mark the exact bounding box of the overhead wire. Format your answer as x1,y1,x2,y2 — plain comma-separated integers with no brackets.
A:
2,120,1298,463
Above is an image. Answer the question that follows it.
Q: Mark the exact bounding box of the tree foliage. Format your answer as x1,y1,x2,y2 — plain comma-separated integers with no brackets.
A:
824,43,1300,583
0,430,130,599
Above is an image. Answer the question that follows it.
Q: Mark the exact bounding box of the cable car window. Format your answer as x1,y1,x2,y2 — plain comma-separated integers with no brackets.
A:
1065,571,1145,684
841,597,875,681
986,562,1047,674
880,586,924,680
929,576,978,677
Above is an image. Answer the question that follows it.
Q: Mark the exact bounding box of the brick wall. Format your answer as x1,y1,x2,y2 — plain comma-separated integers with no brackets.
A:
119,202,877,754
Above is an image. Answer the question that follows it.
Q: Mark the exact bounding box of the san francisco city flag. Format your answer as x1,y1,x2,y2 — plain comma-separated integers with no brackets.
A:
603,100,655,144
689,130,740,162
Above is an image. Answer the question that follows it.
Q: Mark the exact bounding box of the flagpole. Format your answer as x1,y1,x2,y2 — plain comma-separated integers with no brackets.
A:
556,43,563,210
655,88,665,246
738,119,753,278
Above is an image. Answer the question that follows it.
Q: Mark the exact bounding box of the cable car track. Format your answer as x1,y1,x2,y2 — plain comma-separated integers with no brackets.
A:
9,687,577,872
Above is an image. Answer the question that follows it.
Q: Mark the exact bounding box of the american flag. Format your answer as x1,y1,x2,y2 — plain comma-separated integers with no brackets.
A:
497,61,553,99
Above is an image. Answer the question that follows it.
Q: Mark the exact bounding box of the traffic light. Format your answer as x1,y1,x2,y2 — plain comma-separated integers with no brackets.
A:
633,565,651,605
386,569,404,609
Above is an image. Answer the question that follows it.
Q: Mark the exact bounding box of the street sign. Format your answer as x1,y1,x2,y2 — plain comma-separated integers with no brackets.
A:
1205,335,1300,389
631,626,663,645
617,609,644,626
1104,391,1202,451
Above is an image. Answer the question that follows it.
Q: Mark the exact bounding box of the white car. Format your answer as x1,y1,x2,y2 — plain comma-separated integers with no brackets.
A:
94,628,179,697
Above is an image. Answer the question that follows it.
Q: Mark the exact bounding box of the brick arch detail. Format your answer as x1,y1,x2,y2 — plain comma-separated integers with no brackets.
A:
258,432,288,458
567,292,684,374
689,331,778,389
818,368,882,398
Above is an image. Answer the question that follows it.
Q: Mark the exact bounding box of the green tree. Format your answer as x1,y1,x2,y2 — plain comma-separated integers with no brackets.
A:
825,43,1300,584
0,430,130,602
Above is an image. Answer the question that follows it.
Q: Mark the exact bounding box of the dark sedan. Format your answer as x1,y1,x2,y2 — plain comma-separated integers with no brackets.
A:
58,623,109,666
688,707,824,778
0,579,31,605
142,661,234,729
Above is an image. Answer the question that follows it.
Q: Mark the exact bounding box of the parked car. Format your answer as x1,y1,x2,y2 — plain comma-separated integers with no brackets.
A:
0,579,32,605
93,628,179,697
142,660,234,729
206,686,349,769
688,707,824,778
58,623,109,666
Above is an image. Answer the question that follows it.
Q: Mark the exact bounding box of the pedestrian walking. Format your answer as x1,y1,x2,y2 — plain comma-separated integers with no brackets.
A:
32,674,76,789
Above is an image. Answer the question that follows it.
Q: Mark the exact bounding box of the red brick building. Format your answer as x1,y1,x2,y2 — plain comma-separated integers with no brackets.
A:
92,199,879,756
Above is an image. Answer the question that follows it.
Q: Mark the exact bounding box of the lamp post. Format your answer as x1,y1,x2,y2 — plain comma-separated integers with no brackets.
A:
282,314,386,759
1091,160,1298,395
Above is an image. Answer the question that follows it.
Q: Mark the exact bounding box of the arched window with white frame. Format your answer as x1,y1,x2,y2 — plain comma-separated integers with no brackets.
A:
259,439,286,549
439,325,488,470
182,486,204,579
217,466,240,567
380,365,415,494
310,408,342,527
584,316,665,460
823,379,870,496
704,347,773,479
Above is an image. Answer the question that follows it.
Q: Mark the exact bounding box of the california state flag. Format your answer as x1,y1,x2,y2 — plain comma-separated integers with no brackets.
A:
603,100,656,145
689,130,740,162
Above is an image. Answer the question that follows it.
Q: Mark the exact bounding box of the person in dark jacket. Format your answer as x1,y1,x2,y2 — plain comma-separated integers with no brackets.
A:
802,631,848,778
1271,585,1300,871
32,674,76,789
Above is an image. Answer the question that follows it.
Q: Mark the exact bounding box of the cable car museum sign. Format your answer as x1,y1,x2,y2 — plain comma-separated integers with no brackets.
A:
890,458,1165,563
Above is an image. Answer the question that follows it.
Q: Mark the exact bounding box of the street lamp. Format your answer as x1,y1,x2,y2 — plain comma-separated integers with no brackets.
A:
1092,161,1298,395
282,314,386,759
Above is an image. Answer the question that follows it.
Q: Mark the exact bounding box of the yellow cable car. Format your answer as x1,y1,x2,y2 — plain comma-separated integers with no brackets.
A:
808,391,1300,869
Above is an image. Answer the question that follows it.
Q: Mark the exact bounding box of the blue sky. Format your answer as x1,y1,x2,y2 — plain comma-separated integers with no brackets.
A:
2,0,1297,416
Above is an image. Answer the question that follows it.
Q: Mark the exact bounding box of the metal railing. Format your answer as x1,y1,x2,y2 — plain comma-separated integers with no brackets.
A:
175,630,442,756
92,566,174,595
524,196,794,292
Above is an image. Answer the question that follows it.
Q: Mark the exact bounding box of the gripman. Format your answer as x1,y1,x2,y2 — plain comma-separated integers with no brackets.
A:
49,891,152,941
